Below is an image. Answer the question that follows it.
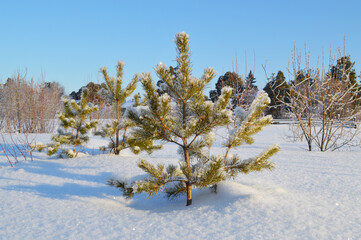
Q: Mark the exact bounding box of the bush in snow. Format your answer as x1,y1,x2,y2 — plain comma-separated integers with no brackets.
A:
107,32,279,206
47,88,98,158
95,61,138,155
276,51,361,151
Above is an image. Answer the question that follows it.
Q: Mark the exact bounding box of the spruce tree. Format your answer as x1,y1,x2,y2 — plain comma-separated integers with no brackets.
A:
263,71,290,118
48,88,98,158
330,56,359,106
108,32,279,206
95,61,138,154
240,70,259,110
331,56,357,88
245,70,257,89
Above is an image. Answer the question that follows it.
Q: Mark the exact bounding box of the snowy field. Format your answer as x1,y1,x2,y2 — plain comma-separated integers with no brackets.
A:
0,125,360,240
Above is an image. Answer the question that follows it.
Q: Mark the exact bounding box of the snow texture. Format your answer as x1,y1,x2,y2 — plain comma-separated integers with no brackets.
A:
0,125,360,240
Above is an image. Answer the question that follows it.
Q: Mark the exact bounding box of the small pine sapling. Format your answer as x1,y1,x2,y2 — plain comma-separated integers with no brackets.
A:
107,32,279,206
95,61,138,154
48,88,98,158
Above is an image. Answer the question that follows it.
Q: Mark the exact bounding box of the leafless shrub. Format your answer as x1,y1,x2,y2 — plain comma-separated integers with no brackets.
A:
0,70,63,133
0,131,40,167
267,46,361,151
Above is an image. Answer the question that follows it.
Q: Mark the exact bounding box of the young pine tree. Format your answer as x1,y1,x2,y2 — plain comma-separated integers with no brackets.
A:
48,88,98,158
95,61,138,154
108,32,279,206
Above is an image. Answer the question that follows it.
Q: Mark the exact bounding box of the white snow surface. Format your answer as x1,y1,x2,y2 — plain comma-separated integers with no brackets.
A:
0,126,360,240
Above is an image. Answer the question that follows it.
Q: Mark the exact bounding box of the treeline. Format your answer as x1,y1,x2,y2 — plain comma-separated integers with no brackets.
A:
209,55,360,119
1,53,360,134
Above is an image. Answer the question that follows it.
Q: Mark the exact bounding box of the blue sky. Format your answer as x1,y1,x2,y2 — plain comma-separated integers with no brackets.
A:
1,0,360,94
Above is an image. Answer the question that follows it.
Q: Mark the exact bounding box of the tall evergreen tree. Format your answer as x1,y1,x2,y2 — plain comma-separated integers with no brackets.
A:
240,70,259,109
95,61,138,154
330,56,359,105
47,88,98,158
331,56,357,87
108,32,279,206
245,70,257,89
209,71,244,102
263,71,290,118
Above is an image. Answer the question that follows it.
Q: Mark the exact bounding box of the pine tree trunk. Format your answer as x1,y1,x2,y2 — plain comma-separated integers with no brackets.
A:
184,146,192,206
186,182,192,206
115,129,120,155
115,99,120,155
74,129,79,157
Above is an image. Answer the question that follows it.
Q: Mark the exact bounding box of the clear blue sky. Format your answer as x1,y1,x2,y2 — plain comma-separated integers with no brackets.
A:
1,0,360,94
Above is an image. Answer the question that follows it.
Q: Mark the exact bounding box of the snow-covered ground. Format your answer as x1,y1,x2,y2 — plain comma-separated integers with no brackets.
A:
0,125,360,240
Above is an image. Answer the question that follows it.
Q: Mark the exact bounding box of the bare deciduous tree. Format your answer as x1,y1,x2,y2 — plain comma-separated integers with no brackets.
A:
267,47,361,151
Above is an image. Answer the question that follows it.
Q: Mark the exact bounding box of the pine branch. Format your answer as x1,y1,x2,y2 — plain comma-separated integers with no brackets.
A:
193,157,226,188
224,144,280,175
107,178,134,198
166,182,187,200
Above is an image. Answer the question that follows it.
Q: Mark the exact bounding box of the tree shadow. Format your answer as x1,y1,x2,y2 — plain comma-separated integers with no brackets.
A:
0,142,44,162
123,182,253,214
82,147,103,156
20,159,119,184
4,180,116,200
0,158,119,200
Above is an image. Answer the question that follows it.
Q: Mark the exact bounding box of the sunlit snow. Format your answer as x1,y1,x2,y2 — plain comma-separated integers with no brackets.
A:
0,125,360,239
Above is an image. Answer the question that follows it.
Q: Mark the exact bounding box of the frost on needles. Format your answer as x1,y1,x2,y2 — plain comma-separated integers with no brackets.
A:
107,32,280,206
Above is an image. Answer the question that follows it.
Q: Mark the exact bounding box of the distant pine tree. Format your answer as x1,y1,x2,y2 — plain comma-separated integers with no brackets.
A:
330,56,359,106
331,56,357,88
108,32,279,206
209,71,244,103
263,71,290,118
240,70,259,109
47,88,98,158
245,70,257,89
